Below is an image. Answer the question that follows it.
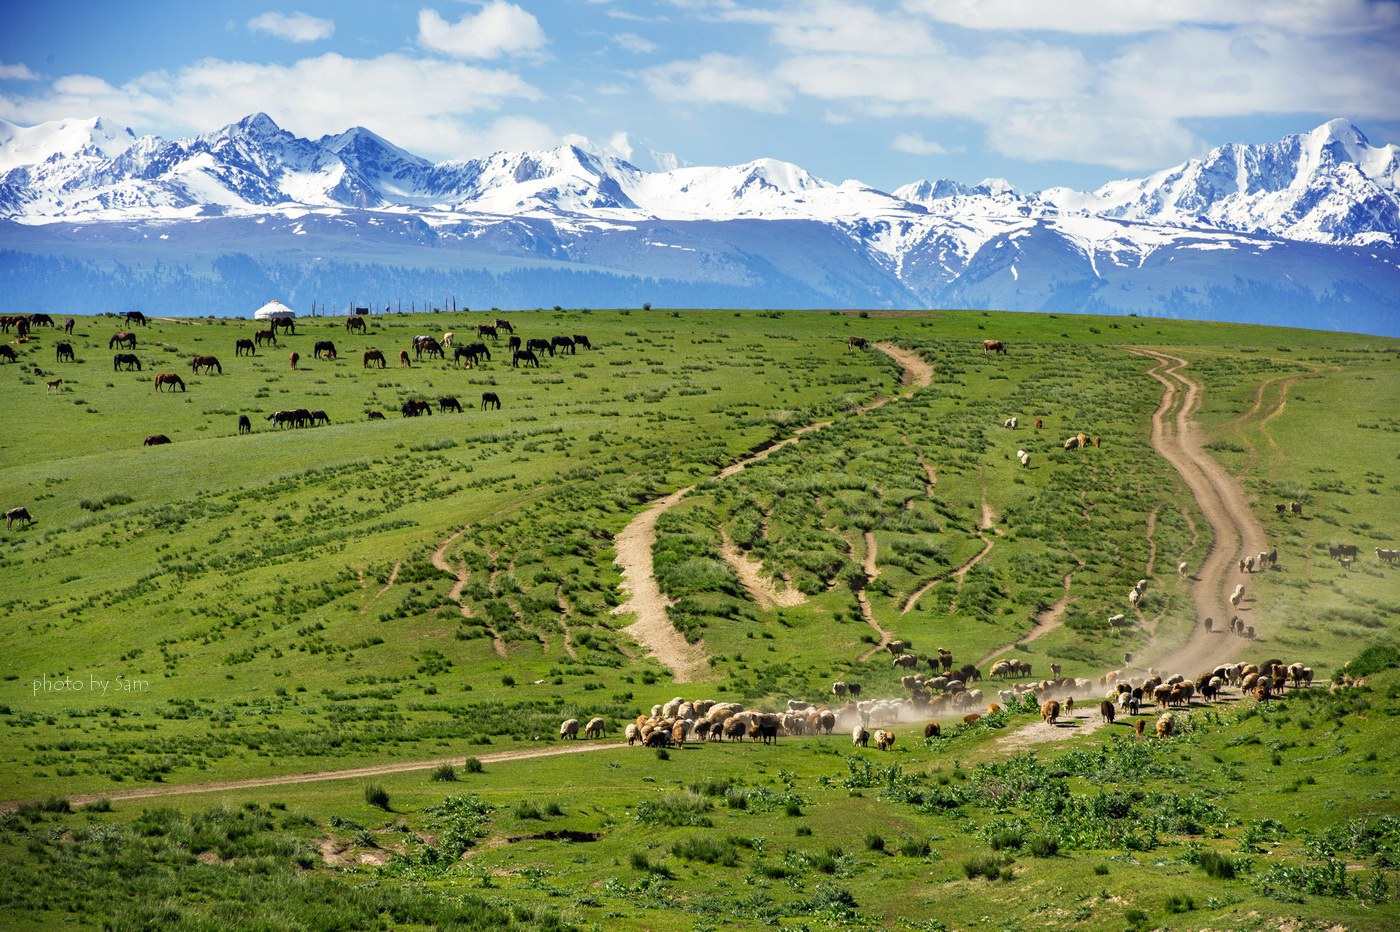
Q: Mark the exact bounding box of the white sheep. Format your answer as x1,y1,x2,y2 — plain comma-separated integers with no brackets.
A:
852,725,870,747
1128,588,1141,607
625,723,640,745
1230,584,1244,607
1178,561,1188,577
559,718,580,740
584,717,605,739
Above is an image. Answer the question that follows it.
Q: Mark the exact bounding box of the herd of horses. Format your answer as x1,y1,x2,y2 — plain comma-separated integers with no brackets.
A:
8,314,596,451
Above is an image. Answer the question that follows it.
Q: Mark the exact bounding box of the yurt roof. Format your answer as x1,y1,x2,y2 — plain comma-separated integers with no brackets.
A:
253,299,296,319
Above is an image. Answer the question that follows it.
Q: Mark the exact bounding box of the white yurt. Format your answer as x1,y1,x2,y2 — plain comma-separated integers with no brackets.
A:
253,299,296,320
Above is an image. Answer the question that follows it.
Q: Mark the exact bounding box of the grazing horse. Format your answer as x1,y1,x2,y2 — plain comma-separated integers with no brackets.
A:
414,337,444,360
254,329,277,347
237,414,252,434
493,318,513,333
266,410,298,429
29,313,54,327
398,349,411,368
124,311,147,326
847,336,869,350
46,378,63,393
983,340,1007,355
63,317,75,334
526,337,553,357
0,345,16,363
144,434,171,446
366,410,385,420
313,340,336,359
6,506,33,528
235,339,256,356
1034,418,1042,430
346,315,367,333
270,317,295,334
363,349,386,368
401,399,432,417
453,344,489,367
572,334,591,349
309,410,330,426
191,355,221,374
289,351,300,370
55,342,75,362
507,335,521,352
154,373,186,392
438,396,462,413
551,335,575,355
13,318,28,338
441,332,454,347
477,324,498,340
513,349,539,368
109,331,137,349
113,353,141,371
481,391,501,410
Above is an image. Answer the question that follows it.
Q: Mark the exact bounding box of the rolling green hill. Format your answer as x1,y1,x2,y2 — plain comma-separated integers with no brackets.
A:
1,307,1397,929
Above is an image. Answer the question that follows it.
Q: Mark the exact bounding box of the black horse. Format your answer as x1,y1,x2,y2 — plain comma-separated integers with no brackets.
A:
572,334,591,349
55,342,75,362
453,343,491,367
113,353,142,371
512,349,539,368
481,392,501,410
313,340,337,359
237,415,252,434
551,336,575,355
439,396,463,413
526,338,553,357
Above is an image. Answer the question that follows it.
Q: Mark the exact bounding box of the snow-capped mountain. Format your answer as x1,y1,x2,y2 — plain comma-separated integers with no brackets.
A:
0,114,1396,334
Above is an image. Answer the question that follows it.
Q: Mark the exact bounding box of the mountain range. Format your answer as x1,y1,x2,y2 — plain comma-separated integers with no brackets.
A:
1,113,1397,335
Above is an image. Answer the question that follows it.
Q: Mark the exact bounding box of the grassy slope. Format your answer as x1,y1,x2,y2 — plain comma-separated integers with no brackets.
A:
1,307,1397,928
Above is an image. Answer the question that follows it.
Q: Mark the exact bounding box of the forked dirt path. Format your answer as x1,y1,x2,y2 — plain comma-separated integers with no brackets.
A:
615,343,933,681
430,527,507,658
2,744,623,812
718,529,806,610
977,553,1084,668
1127,349,1268,675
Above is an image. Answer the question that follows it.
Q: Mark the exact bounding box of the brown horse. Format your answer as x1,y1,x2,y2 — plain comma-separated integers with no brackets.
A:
477,324,498,340
109,331,137,349
46,378,63,393
399,349,411,367
270,317,295,334
481,391,501,410
6,506,32,528
346,315,366,333
254,329,277,346
154,373,186,392
191,355,221,374
493,318,514,333
289,351,300,370
847,336,869,350
235,339,256,356
983,340,1007,355
363,349,386,368
144,434,171,446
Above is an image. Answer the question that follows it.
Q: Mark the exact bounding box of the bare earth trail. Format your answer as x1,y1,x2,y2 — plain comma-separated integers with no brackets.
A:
718,528,807,611
430,527,508,658
1127,349,1268,675
615,343,934,681
2,744,624,812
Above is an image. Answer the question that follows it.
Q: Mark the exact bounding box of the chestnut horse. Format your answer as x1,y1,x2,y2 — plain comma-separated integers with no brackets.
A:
363,349,386,368
154,373,186,392
191,355,221,374
109,331,137,349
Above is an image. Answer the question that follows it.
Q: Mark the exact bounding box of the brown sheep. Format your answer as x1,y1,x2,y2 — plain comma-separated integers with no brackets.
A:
1134,719,1146,740
1064,696,1075,717
1041,699,1061,725
962,713,982,725
875,729,896,751
1099,700,1116,724
1156,713,1174,738
923,721,942,739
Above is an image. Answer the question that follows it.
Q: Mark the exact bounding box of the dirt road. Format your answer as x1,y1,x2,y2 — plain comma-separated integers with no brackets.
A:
614,343,933,681
1129,350,1268,674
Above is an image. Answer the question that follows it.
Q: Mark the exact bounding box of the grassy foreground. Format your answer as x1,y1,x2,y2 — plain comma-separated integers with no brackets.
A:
1,306,1397,928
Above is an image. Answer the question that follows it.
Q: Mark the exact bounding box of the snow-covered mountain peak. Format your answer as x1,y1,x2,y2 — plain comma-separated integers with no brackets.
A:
0,115,138,172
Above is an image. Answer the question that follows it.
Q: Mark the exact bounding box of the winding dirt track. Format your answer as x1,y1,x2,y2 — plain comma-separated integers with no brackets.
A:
614,343,934,681
2,744,624,812
1128,350,1268,674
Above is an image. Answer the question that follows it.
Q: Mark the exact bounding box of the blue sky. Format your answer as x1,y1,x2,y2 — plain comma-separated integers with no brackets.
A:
2,0,1397,192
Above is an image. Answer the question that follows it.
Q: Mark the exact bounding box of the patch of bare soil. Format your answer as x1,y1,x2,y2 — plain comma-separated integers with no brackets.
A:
718,528,806,610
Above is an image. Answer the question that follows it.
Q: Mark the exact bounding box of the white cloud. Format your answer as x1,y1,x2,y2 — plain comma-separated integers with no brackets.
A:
902,0,1399,36
247,11,334,43
0,53,545,161
0,62,38,80
417,3,547,60
891,133,957,156
612,33,658,54
643,53,788,112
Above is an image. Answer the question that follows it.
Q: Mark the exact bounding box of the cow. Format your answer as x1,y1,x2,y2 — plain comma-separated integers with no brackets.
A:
983,340,1006,355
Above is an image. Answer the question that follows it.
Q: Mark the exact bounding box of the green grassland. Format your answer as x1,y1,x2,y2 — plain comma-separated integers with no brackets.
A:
1,306,1397,928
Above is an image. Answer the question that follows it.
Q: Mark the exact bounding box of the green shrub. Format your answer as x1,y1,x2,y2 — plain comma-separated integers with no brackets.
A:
635,792,712,828
1028,835,1059,857
363,784,390,811
430,763,457,782
963,853,1009,880
1198,850,1236,879
465,757,484,774
865,833,885,852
